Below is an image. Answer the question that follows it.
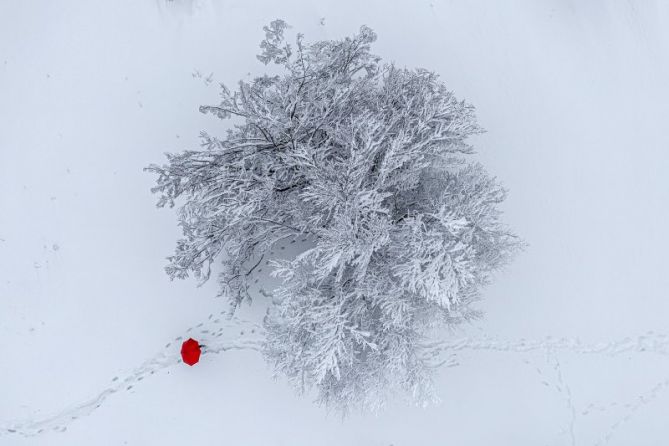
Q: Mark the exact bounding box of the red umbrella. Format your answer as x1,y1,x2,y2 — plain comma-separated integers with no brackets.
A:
181,338,202,366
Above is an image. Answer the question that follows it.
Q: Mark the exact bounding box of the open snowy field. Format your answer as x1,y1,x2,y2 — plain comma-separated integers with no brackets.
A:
2,1,669,445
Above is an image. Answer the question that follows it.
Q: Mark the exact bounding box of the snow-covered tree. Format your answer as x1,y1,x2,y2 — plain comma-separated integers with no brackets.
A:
146,20,522,412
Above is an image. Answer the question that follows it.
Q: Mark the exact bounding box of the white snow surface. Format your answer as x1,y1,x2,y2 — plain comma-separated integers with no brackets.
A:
2,1,669,445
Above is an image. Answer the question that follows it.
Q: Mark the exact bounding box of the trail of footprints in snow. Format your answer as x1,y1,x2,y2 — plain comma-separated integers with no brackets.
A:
0,314,263,437
5,324,669,438
523,338,669,445
589,376,669,446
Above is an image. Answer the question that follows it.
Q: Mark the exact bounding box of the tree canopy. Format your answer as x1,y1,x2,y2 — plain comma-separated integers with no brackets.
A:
146,20,521,412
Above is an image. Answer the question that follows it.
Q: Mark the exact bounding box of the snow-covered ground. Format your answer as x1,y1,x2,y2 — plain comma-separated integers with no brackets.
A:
2,1,669,444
